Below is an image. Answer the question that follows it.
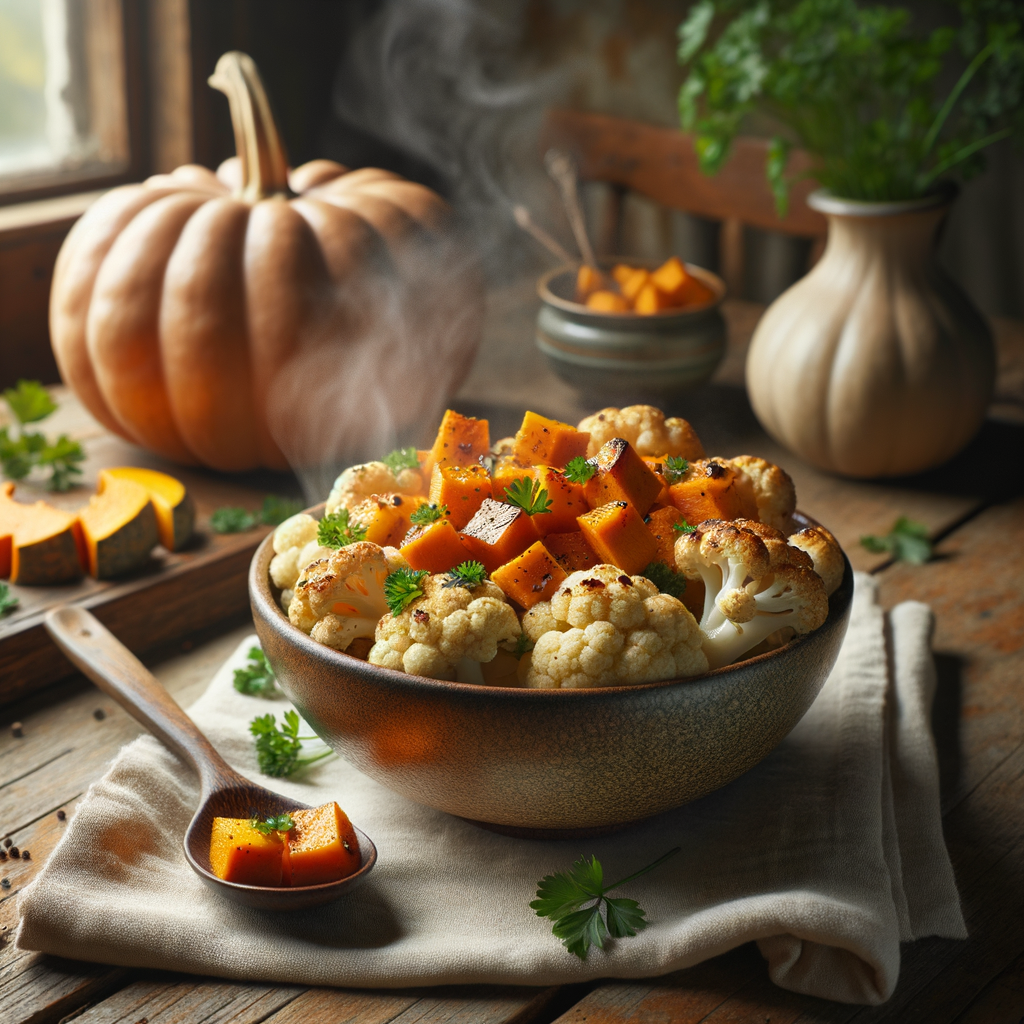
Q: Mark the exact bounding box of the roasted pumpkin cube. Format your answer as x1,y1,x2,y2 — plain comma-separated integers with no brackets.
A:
428,463,492,530
511,411,591,469
586,290,629,313
611,263,634,286
531,467,588,536
427,410,490,471
209,817,285,886
283,802,360,887
0,482,84,585
460,497,538,573
620,268,651,304
577,501,658,575
400,518,469,573
634,283,672,315
576,264,606,300
651,257,715,308
646,506,685,566
543,530,601,573
640,457,672,504
350,493,426,546
583,438,664,517
668,459,755,525
80,474,160,579
491,541,568,609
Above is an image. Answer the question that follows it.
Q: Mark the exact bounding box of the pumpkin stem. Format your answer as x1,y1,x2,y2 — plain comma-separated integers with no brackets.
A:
208,51,291,201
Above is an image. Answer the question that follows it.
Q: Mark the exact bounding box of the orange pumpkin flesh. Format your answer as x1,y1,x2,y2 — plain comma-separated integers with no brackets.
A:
399,519,468,573
583,438,664,517
491,541,567,609
460,498,538,573
428,464,492,530
511,411,590,469
101,466,194,551
209,818,285,886
668,460,755,525
283,802,361,887
0,483,83,586
79,473,160,579
350,493,426,547
426,410,490,473
531,467,587,536
577,501,658,576
542,530,601,573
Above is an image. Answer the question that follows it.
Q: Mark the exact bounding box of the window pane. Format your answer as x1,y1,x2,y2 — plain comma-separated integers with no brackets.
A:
0,0,128,189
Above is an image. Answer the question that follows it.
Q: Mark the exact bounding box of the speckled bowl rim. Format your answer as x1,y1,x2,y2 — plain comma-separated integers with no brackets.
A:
250,507,853,701
537,259,726,323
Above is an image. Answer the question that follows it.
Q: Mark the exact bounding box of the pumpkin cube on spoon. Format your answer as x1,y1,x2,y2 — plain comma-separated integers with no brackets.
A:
282,802,361,887
209,817,286,887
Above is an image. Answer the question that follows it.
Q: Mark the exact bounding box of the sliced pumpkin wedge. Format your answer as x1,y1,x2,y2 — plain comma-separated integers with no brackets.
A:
79,473,160,579
0,482,84,585
101,466,195,551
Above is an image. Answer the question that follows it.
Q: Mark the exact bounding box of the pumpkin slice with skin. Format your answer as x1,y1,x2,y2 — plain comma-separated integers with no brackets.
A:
101,467,195,551
79,472,160,579
0,483,84,585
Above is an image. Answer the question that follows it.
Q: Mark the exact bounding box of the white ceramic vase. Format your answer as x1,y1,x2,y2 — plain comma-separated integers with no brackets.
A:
745,187,995,478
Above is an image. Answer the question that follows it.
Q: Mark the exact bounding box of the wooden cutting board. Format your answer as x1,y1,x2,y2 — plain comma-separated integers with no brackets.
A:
0,390,302,706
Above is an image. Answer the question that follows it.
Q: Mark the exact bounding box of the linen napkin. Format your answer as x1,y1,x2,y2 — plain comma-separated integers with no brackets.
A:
16,573,965,1005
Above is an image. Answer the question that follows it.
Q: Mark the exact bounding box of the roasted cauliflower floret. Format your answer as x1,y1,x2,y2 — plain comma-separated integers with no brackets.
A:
520,564,707,688
578,405,705,459
729,455,796,533
368,574,520,680
788,524,845,596
674,519,828,669
326,461,424,514
269,513,332,610
288,542,405,652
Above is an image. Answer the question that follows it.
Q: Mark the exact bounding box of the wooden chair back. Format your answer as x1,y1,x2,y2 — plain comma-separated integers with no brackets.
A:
541,108,826,297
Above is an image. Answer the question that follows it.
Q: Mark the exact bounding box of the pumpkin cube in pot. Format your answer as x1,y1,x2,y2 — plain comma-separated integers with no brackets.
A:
101,467,194,551
586,290,629,313
635,283,672,315
400,518,468,574
428,464,492,530
668,459,755,525
578,501,658,576
426,410,490,472
491,541,567,609
531,467,587,536
209,817,285,886
543,530,601,573
620,268,651,305
282,802,360,886
511,411,590,469
583,438,663,517
79,474,160,579
460,497,537,573
576,265,605,300
650,256,715,308
611,263,634,287
350,493,426,547
0,483,84,585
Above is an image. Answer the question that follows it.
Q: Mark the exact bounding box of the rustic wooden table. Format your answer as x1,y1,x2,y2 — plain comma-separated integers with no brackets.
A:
2,288,1022,1024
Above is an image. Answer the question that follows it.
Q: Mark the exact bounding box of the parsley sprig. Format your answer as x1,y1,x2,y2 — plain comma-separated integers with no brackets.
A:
1,380,85,492
532,847,681,960
663,456,689,485
504,477,552,516
382,447,420,473
384,567,429,616
642,561,687,599
861,516,932,565
249,710,336,778
210,495,305,534
0,582,19,616
563,456,597,485
317,508,368,548
672,518,697,535
442,560,487,590
249,812,294,835
511,632,534,658
409,503,449,526
233,646,279,698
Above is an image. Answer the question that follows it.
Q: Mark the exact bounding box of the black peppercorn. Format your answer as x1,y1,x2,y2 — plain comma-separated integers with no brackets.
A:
1,878,10,890
0,851,6,862
10,722,23,738
2,837,10,848
21,849,30,860
93,708,106,721
8,847,18,859
57,809,66,821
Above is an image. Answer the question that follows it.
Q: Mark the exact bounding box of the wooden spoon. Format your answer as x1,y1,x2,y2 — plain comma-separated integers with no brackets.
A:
544,148,599,269
44,606,377,911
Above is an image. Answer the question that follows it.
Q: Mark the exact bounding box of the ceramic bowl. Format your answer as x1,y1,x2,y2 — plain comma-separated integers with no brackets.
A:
535,261,727,399
250,510,853,837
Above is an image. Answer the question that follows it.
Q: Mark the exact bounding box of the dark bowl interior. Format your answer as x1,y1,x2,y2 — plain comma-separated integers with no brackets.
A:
251,510,853,834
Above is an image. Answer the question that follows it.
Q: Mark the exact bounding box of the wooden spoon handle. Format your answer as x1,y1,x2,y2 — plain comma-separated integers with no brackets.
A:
45,606,242,794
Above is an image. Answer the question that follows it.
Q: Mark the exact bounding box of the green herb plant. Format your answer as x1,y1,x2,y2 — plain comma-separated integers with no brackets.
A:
0,380,85,492
532,847,681,960
564,456,597,485
641,561,688,599
317,509,368,548
442,561,488,590
249,812,295,835
233,646,280,698
384,567,430,616
249,710,336,778
0,582,19,616
210,495,305,534
678,1,1024,209
504,477,553,516
860,516,933,564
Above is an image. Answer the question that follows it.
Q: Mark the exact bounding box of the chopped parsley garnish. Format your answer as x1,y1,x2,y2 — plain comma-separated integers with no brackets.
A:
249,710,335,778
249,812,294,835
663,455,689,485
531,847,680,960
232,646,279,698
382,447,420,473
861,516,932,565
211,507,257,533
317,508,367,548
504,477,552,516
0,582,18,616
511,632,534,658
1,380,85,492
672,518,697,535
384,567,430,616
442,560,487,590
211,495,305,533
563,456,597,485
642,561,687,599
409,503,449,526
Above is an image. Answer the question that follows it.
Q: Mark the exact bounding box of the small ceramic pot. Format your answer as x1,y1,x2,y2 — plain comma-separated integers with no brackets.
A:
746,186,995,478
535,262,727,400
250,511,853,837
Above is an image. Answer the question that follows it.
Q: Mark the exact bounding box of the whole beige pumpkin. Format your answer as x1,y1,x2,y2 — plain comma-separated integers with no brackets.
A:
49,51,483,472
